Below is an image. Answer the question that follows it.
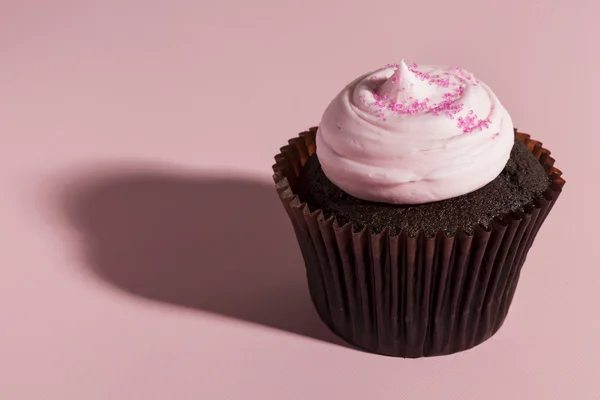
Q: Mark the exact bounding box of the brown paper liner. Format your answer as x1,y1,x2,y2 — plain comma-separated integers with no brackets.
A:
273,127,565,357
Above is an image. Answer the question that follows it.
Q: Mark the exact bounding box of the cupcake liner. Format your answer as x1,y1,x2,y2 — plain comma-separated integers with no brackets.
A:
273,127,565,357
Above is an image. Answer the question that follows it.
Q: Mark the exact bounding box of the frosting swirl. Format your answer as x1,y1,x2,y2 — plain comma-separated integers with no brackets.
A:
316,60,514,204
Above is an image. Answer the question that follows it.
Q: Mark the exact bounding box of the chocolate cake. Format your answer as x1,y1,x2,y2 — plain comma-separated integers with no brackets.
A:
296,137,550,236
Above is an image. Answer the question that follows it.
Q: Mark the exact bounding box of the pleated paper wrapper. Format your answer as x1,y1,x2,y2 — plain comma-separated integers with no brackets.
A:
272,127,565,358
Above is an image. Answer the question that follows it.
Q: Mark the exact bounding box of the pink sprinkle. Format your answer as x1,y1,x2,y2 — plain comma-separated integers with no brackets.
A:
458,112,492,134
366,69,480,123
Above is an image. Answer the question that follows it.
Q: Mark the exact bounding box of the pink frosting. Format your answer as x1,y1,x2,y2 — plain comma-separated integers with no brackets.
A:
315,60,514,204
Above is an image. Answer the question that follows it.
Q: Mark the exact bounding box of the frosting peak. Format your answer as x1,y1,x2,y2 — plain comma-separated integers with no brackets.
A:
315,61,514,205
377,60,430,102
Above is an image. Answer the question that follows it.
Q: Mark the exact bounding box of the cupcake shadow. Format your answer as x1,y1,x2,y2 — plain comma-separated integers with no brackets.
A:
61,168,343,345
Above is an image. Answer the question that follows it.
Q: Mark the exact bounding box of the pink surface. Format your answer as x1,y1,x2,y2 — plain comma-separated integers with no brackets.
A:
0,1,597,399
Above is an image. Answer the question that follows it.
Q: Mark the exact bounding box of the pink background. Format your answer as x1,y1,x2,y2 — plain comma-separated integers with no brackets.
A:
1,0,597,399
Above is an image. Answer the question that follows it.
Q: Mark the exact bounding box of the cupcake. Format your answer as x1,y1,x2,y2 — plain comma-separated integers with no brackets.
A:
272,60,565,357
